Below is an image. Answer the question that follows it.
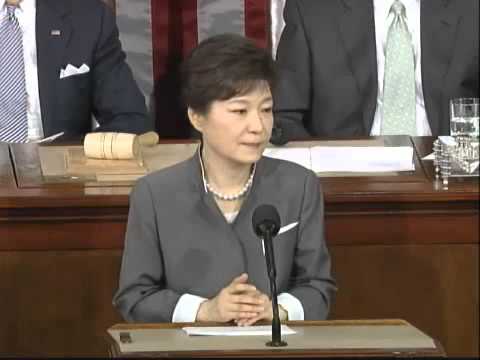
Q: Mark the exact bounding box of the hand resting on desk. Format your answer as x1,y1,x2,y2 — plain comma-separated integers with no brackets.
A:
196,273,287,326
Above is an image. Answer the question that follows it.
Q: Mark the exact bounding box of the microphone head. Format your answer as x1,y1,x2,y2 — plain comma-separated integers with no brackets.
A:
269,124,289,146
252,204,281,238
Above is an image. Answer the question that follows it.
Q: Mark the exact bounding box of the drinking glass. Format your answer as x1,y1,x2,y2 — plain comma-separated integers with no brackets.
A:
450,98,479,138
449,98,479,173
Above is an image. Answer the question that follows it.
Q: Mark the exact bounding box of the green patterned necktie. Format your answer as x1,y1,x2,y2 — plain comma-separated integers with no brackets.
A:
381,0,416,136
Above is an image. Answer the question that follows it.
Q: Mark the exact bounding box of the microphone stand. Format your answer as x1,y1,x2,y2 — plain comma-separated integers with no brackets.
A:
263,228,287,347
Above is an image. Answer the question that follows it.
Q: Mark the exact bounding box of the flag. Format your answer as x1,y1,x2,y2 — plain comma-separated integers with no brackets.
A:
270,0,286,59
115,1,154,110
116,0,272,138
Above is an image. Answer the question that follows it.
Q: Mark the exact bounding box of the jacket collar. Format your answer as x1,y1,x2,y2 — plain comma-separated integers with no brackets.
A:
189,144,260,197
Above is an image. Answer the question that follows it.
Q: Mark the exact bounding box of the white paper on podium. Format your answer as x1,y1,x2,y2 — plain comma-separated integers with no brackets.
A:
182,325,296,336
422,153,435,160
310,146,415,173
438,136,456,146
263,147,311,169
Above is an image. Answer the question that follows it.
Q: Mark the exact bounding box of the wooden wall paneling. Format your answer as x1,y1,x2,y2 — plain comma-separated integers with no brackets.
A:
329,244,479,357
0,250,123,356
325,210,479,245
1,243,477,356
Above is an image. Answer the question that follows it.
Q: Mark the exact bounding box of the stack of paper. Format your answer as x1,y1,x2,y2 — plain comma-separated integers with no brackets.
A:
310,146,414,172
182,325,296,336
263,146,414,173
262,147,311,170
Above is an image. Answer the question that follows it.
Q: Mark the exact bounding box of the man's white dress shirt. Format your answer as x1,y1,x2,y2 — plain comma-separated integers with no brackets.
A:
371,0,432,136
1,0,43,140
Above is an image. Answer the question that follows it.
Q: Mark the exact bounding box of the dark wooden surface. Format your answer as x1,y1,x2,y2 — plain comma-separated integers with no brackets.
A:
0,137,478,357
0,144,15,190
106,320,446,358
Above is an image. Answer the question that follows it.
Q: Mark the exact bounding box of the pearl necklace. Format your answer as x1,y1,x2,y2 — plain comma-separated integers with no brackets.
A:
205,165,255,201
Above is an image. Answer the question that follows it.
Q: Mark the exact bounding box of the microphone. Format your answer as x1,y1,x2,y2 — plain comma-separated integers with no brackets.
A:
269,123,289,146
252,205,287,347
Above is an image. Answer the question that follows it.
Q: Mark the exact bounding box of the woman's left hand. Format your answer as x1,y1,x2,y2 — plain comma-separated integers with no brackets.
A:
233,291,287,326
234,290,272,326
235,290,291,326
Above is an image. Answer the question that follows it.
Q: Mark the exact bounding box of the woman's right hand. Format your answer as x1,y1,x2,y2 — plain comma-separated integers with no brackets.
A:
196,273,265,323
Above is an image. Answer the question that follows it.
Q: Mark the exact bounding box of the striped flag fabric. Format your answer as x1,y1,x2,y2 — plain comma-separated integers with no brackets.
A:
270,0,286,58
115,0,287,138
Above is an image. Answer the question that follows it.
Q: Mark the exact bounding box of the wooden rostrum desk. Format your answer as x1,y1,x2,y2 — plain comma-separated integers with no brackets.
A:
106,320,445,358
0,136,478,357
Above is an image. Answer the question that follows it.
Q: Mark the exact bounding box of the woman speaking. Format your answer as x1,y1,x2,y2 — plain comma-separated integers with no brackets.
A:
113,34,336,325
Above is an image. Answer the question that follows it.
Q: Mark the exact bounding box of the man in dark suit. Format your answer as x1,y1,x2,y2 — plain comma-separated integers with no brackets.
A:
272,0,479,140
0,0,153,143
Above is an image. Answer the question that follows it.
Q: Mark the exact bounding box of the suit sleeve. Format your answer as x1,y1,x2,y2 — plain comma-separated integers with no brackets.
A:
273,0,312,140
113,178,181,322
288,170,337,319
91,2,153,134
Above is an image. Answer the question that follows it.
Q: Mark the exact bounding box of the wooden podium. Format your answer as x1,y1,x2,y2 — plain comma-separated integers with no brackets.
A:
1,137,477,357
106,320,445,358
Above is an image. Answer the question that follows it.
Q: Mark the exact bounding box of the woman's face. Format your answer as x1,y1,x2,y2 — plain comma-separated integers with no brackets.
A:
190,83,273,166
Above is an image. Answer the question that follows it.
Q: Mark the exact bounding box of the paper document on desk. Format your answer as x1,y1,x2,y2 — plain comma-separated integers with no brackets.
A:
421,136,456,161
263,147,311,169
264,146,414,172
311,146,415,172
439,136,456,146
182,325,296,336
422,153,435,160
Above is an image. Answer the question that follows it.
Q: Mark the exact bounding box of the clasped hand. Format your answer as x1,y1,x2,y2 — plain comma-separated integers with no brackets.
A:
196,273,276,326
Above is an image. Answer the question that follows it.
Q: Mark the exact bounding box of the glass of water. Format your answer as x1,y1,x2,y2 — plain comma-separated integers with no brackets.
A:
449,98,479,173
450,98,479,138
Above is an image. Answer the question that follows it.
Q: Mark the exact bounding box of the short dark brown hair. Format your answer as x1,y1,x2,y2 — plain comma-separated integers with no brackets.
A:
181,34,276,114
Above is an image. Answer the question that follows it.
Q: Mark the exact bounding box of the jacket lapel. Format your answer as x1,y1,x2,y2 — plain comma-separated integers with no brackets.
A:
338,0,378,134
231,160,270,294
188,152,270,292
421,0,459,135
36,0,73,136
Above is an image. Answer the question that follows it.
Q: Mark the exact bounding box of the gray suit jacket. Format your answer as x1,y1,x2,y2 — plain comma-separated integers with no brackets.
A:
273,0,479,139
113,152,336,322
